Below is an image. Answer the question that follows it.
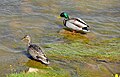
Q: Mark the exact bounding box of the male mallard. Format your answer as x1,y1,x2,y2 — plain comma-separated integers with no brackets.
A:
60,12,90,33
21,35,50,65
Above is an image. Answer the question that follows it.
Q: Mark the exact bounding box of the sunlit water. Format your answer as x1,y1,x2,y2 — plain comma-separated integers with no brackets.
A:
0,0,120,76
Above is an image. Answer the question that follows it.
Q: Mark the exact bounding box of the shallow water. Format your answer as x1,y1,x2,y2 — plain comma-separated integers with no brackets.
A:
0,0,120,76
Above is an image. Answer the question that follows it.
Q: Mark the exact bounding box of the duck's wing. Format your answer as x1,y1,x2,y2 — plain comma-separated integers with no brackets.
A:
69,18,89,28
28,44,49,64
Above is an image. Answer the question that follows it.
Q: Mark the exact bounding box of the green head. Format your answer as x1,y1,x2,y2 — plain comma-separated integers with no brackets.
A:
60,12,69,19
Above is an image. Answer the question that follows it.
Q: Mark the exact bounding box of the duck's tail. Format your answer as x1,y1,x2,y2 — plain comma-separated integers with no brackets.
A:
36,56,50,65
82,27,90,33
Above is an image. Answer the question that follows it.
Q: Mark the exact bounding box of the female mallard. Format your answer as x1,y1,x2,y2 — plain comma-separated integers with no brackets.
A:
21,35,50,65
60,12,90,34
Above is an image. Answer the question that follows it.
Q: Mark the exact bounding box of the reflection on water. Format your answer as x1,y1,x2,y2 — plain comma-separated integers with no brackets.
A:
0,0,119,76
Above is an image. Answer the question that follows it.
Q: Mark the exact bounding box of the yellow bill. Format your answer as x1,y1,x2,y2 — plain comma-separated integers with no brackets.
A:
57,16,61,19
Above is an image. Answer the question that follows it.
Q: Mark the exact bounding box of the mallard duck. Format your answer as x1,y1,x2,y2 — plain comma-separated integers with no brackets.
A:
21,35,50,65
60,12,90,33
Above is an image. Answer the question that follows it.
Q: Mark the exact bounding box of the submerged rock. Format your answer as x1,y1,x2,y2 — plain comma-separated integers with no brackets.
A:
27,68,39,73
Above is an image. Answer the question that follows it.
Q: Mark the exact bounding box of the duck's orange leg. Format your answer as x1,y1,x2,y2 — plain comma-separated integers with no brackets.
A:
72,30,76,35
